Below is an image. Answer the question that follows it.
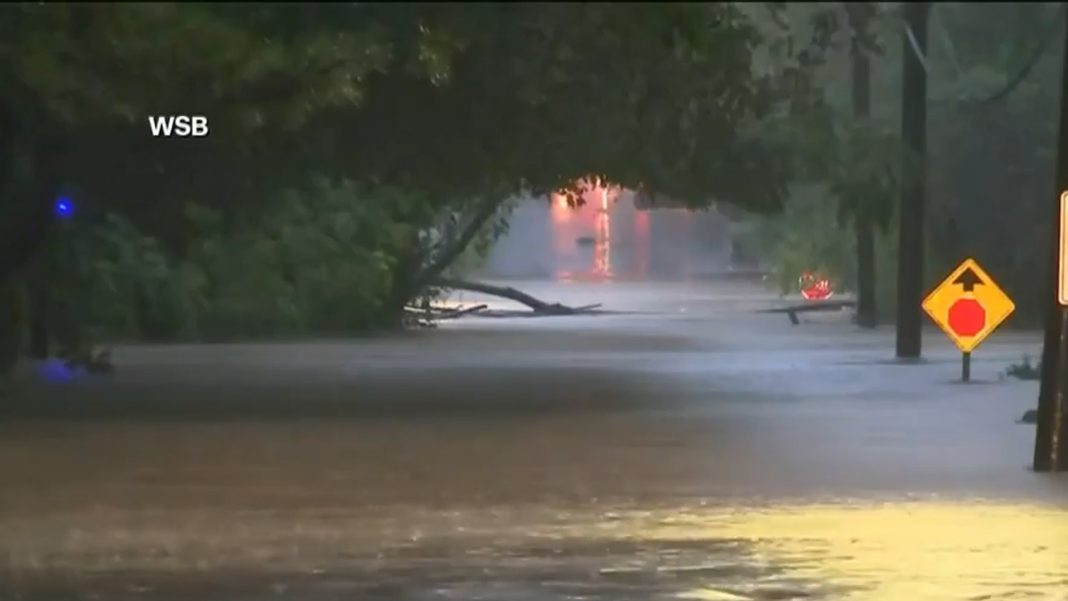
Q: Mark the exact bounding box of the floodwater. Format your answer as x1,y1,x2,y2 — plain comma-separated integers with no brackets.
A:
480,195,735,281
1,280,1066,601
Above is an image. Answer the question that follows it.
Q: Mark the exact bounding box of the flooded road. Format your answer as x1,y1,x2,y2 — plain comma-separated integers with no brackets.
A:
1,280,1066,600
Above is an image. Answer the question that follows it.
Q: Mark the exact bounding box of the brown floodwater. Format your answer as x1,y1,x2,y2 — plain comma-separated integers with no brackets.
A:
0,280,1065,600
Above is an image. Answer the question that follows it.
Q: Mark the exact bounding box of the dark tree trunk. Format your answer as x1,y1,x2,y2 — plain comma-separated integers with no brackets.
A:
3,165,61,359
849,3,877,328
411,197,503,289
855,214,877,327
385,197,504,319
0,199,53,287
1032,14,1068,473
0,283,19,373
382,230,427,326
895,2,929,358
0,128,64,288
26,280,49,359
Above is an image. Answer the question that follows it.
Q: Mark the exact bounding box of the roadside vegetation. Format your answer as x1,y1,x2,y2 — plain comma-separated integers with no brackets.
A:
0,3,1063,378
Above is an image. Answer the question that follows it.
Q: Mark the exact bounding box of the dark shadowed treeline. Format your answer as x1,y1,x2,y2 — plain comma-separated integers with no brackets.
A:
744,2,1062,328
0,3,787,368
0,3,1062,377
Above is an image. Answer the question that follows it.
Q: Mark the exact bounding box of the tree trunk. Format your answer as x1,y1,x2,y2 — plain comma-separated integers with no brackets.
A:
895,2,929,358
849,2,877,329
0,283,21,374
855,213,877,327
385,197,504,319
26,280,49,360
1032,13,1068,473
411,197,503,288
0,190,55,284
383,247,423,326
0,132,64,288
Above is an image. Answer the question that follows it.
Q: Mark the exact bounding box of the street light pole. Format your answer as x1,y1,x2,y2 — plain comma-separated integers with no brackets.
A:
1032,14,1068,473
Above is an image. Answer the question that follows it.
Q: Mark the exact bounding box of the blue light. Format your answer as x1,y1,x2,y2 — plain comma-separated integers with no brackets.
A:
37,358,85,383
54,196,74,219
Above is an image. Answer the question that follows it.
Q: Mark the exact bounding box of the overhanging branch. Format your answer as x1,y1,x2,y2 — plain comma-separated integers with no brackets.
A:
410,196,502,288
972,4,1066,106
905,24,929,74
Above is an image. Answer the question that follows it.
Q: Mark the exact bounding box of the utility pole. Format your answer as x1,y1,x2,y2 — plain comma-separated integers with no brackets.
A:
895,2,929,359
1032,13,1068,473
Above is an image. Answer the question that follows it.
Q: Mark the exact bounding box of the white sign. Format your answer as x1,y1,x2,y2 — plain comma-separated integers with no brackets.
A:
1061,191,1068,306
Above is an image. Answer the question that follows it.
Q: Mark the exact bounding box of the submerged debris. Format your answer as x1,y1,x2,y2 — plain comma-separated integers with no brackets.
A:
63,347,115,376
433,278,605,317
1005,356,1042,380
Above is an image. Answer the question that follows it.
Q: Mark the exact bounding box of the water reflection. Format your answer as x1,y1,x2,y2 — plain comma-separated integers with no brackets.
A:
634,210,650,280
2,280,1063,600
6,500,1062,600
650,501,1068,601
593,187,613,279
525,189,729,282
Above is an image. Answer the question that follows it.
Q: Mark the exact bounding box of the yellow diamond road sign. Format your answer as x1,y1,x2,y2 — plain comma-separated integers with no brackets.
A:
922,258,1015,354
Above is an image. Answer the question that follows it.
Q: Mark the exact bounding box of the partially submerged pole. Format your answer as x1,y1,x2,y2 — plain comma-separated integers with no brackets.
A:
1032,15,1068,473
895,2,930,359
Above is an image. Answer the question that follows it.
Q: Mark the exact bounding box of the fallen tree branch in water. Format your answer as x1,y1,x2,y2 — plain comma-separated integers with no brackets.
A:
404,303,489,320
431,278,604,316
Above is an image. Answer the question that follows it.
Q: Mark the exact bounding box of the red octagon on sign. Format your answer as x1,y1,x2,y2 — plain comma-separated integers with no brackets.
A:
948,297,986,337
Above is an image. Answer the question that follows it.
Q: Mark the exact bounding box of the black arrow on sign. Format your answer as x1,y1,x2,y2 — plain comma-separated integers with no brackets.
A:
953,267,983,292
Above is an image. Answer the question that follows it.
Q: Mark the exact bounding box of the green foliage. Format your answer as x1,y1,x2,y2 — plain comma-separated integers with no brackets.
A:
752,184,856,295
924,2,1062,327
1,4,390,129
740,3,906,237
181,179,414,339
741,1,1062,330
75,215,190,341
2,3,796,338
187,178,407,339
20,213,192,350
309,3,788,212
828,122,908,230
20,179,420,344
1005,355,1042,381
442,199,517,278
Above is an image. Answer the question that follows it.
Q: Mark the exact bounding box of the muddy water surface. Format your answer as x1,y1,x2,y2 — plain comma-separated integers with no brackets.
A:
1,281,1065,600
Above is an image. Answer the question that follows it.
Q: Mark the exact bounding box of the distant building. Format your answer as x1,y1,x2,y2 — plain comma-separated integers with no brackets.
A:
480,187,736,281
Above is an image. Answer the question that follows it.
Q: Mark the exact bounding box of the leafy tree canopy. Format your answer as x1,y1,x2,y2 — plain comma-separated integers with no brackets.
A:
3,3,789,227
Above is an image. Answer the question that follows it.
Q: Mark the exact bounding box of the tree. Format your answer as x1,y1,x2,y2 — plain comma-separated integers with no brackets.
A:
296,3,791,316
732,3,1060,334
0,3,404,357
0,3,395,282
741,3,902,307
2,3,793,346
847,3,877,327
926,3,1063,330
